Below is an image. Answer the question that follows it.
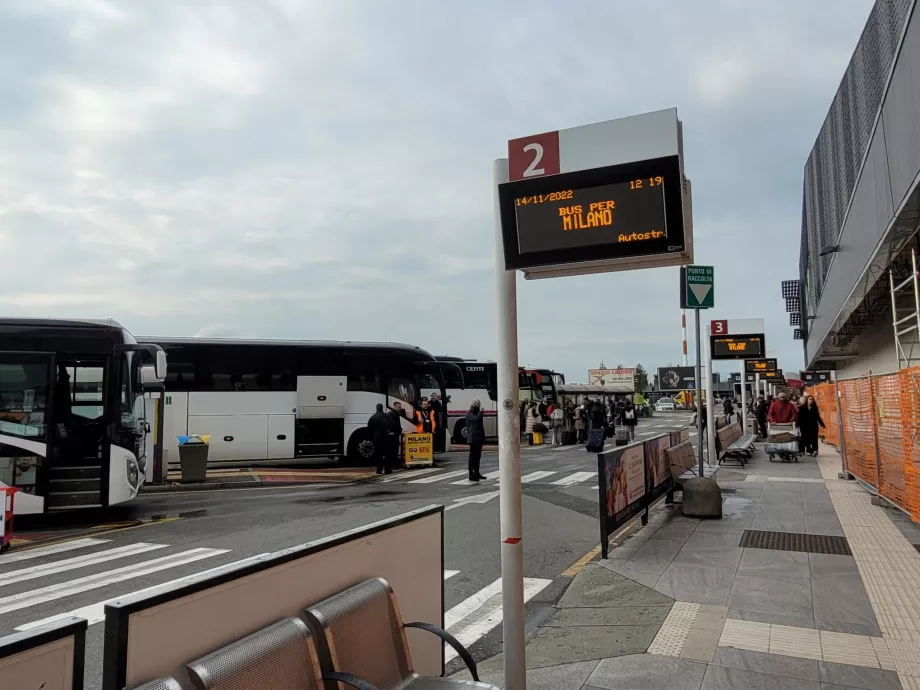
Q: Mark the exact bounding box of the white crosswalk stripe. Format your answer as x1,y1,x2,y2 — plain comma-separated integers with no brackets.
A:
0,547,228,616
380,467,441,482
551,471,595,486
520,471,556,483
444,576,551,662
0,537,111,564
0,542,167,587
409,469,470,484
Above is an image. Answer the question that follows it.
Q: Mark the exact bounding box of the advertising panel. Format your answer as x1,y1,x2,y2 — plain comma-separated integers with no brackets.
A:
597,442,648,557
645,433,673,500
588,368,636,392
657,366,697,392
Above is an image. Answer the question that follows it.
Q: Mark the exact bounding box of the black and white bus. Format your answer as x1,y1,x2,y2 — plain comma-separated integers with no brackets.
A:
437,358,565,442
0,318,166,513
146,338,458,467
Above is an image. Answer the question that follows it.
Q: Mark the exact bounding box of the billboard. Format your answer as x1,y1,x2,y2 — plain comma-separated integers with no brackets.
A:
588,368,636,392
657,365,696,392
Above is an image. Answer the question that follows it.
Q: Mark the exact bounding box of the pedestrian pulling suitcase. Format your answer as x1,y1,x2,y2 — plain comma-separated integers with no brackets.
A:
585,427,605,453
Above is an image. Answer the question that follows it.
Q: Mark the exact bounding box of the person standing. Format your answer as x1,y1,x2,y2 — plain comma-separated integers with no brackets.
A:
754,396,768,438
524,401,539,439
466,399,486,481
429,392,446,453
768,393,798,425
797,395,825,456
619,401,638,441
413,399,437,435
551,404,565,445
574,404,586,444
723,397,734,424
367,403,393,475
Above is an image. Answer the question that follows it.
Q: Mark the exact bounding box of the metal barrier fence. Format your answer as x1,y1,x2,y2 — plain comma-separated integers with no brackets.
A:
808,366,920,521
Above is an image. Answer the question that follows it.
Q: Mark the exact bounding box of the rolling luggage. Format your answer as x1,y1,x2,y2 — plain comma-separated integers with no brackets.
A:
585,428,605,453
562,429,577,445
615,429,630,446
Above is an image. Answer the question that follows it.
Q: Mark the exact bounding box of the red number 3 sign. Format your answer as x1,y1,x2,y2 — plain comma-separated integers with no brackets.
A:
508,130,560,181
711,320,728,335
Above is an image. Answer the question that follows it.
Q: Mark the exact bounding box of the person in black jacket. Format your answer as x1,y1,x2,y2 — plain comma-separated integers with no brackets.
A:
798,395,825,456
754,396,768,438
466,399,487,481
723,397,734,424
367,403,394,474
619,401,639,441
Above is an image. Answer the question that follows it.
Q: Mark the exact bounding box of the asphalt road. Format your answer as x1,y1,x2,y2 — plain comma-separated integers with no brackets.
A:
4,411,696,687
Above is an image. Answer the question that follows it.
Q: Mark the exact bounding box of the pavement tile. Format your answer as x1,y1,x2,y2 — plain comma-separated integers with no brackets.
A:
543,606,671,628
712,647,820,681
727,607,816,629
749,519,808,533
727,574,814,617
818,660,903,689
523,625,660,668
624,537,686,575
804,514,846,537
670,546,744,570
586,653,707,690
808,553,861,577
737,548,811,583
521,660,599,690
654,564,737,606
559,564,674,608
650,518,700,541
700,664,821,689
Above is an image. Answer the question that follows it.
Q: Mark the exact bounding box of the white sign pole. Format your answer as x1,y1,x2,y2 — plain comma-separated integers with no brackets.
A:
492,158,526,690
704,324,717,464
740,361,748,432
694,309,704,472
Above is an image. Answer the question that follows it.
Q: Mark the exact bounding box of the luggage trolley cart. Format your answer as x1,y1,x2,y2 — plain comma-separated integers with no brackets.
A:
765,423,800,463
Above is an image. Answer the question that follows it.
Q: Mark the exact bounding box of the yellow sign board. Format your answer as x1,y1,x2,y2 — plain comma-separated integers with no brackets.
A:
404,433,433,466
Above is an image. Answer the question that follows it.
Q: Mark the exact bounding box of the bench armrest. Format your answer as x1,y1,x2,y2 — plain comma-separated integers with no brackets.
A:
404,621,480,681
323,671,382,690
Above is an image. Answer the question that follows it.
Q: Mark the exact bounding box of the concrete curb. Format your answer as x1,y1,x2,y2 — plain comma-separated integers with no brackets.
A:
141,478,335,493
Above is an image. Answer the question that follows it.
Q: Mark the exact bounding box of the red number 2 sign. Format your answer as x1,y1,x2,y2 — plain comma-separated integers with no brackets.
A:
508,130,560,181
711,320,728,335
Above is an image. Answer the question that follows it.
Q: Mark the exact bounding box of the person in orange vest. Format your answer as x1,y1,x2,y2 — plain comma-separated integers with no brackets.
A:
413,399,437,434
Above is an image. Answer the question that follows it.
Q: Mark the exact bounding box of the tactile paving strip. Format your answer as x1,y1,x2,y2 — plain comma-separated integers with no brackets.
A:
647,602,700,657
738,529,852,555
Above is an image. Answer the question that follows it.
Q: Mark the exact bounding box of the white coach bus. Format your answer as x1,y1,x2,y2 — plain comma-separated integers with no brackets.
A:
0,318,166,513
436,358,565,442
147,338,458,467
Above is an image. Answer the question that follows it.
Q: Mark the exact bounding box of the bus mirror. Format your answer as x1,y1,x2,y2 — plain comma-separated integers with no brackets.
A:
141,365,163,389
155,350,167,380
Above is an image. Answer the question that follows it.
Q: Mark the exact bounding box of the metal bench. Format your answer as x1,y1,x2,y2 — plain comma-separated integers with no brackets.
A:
665,440,718,503
305,577,496,689
716,422,755,466
132,679,182,690
186,617,329,690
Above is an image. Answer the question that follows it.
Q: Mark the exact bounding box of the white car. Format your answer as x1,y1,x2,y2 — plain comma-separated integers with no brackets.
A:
655,399,676,412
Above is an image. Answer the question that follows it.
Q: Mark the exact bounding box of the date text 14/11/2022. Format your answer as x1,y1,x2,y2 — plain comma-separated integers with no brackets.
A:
514,177,667,244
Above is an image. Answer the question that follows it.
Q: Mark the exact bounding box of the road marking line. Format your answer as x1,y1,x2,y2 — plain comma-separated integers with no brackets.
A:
562,544,602,577
0,543,168,587
551,471,595,486
15,552,268,631
444,570,460,580
0,548,229,616
521,471,556,484
409,470,469,484
445,577,551,662
0,538,111,564
444,491,501,511
380,467,440,482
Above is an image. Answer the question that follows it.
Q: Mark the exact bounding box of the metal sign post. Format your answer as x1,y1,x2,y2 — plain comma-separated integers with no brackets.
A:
694,309,704,473
704,324,717,464
492,158,526,690
740,360,748,432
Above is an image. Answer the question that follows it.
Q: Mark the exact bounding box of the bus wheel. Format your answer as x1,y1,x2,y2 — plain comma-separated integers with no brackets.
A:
453,420,468,444
347,430,377,467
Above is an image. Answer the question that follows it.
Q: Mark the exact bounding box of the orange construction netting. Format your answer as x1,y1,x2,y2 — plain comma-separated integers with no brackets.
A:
813,367,920,521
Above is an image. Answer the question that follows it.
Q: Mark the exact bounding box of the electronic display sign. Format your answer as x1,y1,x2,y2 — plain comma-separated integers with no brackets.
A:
761,369,783,381
802,371,831,384
710,333,765,360
745,359,778,374
499,155,688,272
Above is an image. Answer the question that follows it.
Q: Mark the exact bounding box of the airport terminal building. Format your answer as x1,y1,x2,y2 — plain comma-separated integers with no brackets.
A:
800,0,920,375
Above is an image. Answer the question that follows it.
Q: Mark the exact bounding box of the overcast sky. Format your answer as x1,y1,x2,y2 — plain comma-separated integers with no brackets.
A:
0,0,874,382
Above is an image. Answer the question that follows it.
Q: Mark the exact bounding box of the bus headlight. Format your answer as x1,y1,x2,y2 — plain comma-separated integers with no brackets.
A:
127,457,139,487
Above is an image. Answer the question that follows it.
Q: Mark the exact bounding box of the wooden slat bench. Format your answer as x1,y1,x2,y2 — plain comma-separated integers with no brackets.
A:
716,422,755,466
664,440,719,504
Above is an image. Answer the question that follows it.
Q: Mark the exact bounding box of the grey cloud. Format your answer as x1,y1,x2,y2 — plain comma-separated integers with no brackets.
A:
0,0,874,382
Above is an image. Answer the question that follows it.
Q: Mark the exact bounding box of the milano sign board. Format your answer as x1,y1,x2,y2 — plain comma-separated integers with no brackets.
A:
499,108,694,280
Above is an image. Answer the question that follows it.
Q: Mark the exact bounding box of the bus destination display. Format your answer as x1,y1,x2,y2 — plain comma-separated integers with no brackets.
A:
745,359,778,373
710,333,765,360
514,177,668,254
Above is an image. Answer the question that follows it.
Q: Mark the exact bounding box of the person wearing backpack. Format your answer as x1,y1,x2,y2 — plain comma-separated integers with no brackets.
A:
619,401,639,441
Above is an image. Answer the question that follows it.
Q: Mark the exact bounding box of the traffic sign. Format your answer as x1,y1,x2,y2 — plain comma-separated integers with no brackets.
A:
680,265,714,309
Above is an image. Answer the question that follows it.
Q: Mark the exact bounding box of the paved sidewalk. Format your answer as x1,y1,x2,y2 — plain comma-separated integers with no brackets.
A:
460,442,920,689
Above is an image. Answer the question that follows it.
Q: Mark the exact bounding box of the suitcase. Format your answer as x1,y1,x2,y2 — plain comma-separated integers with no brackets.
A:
562,429,577,445
615,429,630,446
585,428,605,452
